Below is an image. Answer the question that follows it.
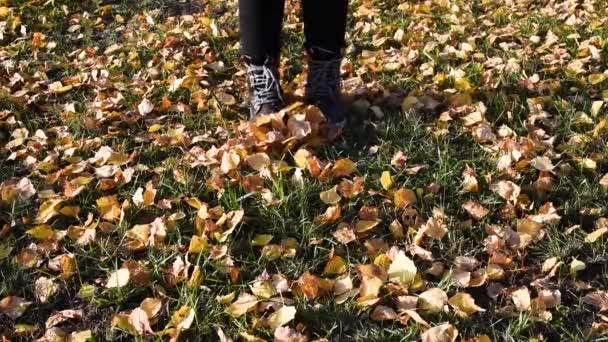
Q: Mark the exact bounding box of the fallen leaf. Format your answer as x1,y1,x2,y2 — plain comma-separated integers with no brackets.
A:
106,268,130,289
388,251,417,286
0,296,31,319
421,322,458,342
320,186,341,205
266,305,296,330
511,287,531,311
227,293,258,317
448,292,485,317
418,288,448,313
583,291,608,312
380,171,393,190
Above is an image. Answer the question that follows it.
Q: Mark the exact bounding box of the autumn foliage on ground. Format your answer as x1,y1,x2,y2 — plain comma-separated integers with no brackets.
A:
1,0,608,341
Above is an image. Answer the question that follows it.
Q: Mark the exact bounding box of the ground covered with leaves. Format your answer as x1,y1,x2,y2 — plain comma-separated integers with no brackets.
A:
1,0,608,340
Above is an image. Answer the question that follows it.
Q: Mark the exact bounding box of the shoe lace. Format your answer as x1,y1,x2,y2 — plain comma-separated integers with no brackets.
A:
307,59,341,100
247,64,283,111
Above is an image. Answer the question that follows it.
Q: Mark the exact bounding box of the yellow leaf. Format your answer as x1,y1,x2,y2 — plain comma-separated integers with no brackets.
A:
26,224,55,240
188,235,208,254
320,186,341,205
96,195,121,222
168,306,195,330
251,234,273,246
323,255,347,275
332,159,357,177
448,292,485,317
589,73,607,85
585,228,608,243
380,171,393,190
355,220,379,234
388,251,417,286
35,198,64,224
266,305,296,330
394,188,417,208
293,149,312,169
148,124,163,133
570,258,586,276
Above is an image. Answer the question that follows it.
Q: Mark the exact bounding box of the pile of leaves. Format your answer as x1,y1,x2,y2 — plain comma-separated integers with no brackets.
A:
1,0,608,340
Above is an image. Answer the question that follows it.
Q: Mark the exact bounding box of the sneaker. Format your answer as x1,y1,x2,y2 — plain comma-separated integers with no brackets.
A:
246,58,284,119
305,48,347,129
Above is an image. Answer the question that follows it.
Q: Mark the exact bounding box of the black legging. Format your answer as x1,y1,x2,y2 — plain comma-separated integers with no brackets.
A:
239,0,348,65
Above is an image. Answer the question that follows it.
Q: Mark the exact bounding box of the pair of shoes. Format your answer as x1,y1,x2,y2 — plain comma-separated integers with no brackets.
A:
245,49,346,128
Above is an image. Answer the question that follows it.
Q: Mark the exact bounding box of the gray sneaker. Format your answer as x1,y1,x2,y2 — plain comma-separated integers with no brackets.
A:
246,60,284,119
305,51,346,129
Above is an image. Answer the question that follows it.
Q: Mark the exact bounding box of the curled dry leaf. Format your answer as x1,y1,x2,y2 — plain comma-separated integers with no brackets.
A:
418,288,448,313
35,277,58,303
583,291,608,312
266,305,296,330
462,201,489,220
421,322,458,342
448,292,485,317
227,293,259,317
371,305,399,321
0,296,31,319
490,180,521,203
274,326,308,342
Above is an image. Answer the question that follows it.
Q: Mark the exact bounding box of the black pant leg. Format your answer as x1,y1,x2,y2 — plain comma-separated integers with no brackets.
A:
302,0,348,55
239,0,286,64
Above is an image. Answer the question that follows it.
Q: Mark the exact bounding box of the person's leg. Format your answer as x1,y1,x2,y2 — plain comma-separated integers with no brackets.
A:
239,0,285,64
302,0,349,127
302,0,348,57
239,0,286,117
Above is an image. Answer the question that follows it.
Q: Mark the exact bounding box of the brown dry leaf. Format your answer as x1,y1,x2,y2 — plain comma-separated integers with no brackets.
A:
391,151,408,169
356,264,387,300
583,291,608,312
314,205,341,225
221,151,241,174
462,165,479,193
448,292,485,317
600,174,608,190
227,292,258,317
332,224,356,244
128,307,154,334
421,322,458,342
530,156,555,172
490,180,521,203
418,288,448,313
511,287,531,311
246,153,271,171
371,305,399,321
46,309,83,329
274,326,308,342
297,272,332,299
0,296,31,319
462,201,489,220
34,277,57,303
